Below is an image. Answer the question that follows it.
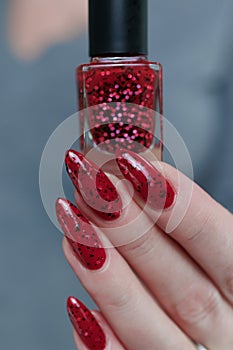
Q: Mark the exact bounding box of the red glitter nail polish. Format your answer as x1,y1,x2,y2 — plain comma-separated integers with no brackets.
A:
56,198,106,270
65,150,122,220
67,296,106,350
77,0,163,160
116,150,175,210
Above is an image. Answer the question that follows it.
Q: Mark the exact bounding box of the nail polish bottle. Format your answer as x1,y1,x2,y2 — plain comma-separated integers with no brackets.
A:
77,0,163,164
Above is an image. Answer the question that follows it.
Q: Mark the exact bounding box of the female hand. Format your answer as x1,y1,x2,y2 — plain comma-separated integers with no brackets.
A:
7,0,87,60
56,149,233,350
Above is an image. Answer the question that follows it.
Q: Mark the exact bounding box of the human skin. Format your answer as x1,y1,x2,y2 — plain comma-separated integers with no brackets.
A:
56,150,233,350
6,0,87,60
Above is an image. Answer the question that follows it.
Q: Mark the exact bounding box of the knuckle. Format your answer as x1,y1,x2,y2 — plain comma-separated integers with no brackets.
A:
91,275,136,312
104,288,133,311
224,266,233,302
184,209,214,243
121,229,158,259
175,286,220,325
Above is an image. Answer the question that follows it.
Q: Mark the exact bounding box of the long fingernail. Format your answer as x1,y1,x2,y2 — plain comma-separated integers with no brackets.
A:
56,198,106,270
116,150,175,210
65,150,122,220
67,296,106,350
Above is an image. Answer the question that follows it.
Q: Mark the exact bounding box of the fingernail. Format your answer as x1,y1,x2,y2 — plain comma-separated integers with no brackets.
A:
65,150,122,220
67,296,106,350
56,198,106,270
116,150,175,210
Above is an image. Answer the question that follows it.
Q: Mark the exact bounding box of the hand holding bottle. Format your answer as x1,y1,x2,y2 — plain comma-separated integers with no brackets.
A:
56,150,233,350
55,1,233,348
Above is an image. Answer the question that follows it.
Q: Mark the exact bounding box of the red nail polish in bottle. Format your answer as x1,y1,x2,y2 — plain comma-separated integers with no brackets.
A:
77,0,163,164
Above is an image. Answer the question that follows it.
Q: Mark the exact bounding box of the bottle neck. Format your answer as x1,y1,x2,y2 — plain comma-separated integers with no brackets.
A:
90,55,148,63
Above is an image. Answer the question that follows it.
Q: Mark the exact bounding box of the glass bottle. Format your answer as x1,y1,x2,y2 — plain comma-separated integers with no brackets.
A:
77,0,163,166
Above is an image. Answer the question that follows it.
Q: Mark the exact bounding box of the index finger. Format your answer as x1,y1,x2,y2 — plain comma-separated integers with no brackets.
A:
117,150,233,306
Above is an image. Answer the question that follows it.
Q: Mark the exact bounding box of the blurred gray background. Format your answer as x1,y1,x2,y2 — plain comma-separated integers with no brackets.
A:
0,0,232,349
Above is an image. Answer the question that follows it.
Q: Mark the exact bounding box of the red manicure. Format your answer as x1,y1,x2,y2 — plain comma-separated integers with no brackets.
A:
67,296,106,350
116,150,175,210
65,150,122,220
56,198,106,270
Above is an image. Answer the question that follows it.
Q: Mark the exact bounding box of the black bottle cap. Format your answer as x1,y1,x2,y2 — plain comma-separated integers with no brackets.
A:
89,0,148,57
